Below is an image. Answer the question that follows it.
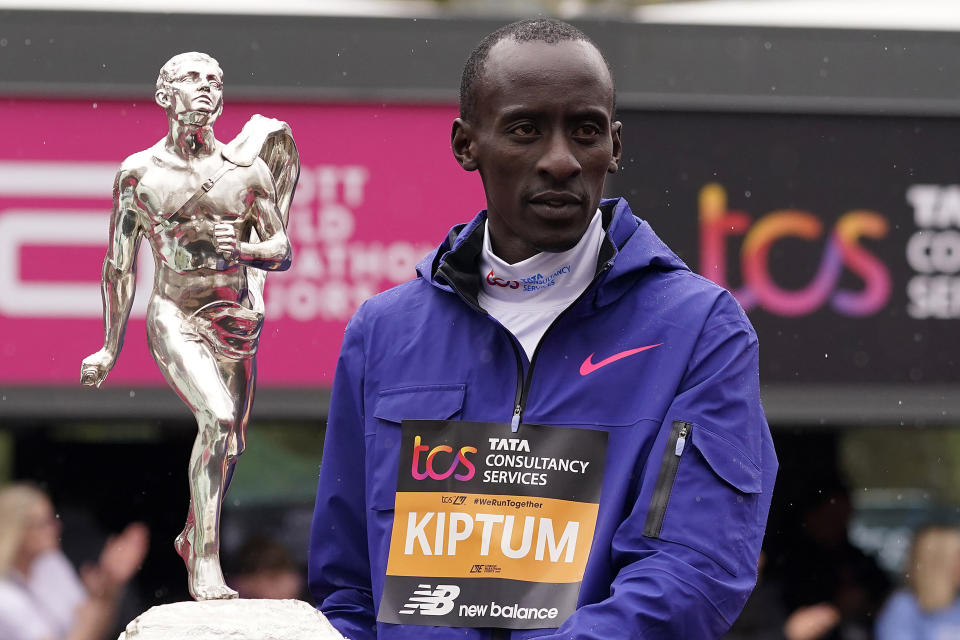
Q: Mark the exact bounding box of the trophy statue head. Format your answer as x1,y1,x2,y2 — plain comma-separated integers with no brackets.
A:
155,52,224,128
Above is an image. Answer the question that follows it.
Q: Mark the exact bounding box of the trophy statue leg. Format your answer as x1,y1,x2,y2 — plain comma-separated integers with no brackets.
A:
148,302,254,600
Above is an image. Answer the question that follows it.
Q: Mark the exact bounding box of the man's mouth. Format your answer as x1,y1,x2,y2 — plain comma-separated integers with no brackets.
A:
529,192,583,208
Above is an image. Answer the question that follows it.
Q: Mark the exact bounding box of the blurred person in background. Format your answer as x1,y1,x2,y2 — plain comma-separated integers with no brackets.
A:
772,482,890,640
725,550,843,640
0,483,149,640
226,534,305,600
875,525,960,640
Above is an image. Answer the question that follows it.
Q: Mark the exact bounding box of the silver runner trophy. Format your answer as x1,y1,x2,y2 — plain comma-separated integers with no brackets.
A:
80,52,299,602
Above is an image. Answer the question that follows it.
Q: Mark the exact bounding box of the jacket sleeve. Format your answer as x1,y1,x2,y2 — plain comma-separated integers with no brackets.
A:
537,296,777,639
309,311,376,640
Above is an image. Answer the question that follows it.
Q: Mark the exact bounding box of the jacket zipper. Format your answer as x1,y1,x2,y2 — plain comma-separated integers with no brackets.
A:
441,260,612,434
509,262,612,432
643,420,690,538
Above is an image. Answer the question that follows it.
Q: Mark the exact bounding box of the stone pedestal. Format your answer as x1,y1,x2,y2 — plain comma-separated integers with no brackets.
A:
118,599,346,640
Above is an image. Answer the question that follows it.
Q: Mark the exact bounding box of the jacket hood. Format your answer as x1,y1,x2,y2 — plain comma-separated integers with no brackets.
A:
416,197,691,305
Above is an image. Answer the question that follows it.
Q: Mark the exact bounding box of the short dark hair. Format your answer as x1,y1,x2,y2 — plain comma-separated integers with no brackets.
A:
458,18,614,123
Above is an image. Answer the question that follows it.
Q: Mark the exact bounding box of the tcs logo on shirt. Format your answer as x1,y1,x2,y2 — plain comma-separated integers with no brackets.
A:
411,435,477,481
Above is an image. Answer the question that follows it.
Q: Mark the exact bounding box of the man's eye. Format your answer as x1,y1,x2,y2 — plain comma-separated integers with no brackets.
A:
574,124,601,137
510,124,538,137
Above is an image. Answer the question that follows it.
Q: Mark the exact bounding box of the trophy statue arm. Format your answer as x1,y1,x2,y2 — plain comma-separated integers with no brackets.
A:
238,162,292,271
81,169,143,387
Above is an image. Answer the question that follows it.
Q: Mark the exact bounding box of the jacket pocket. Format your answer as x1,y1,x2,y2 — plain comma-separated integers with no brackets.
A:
368,384,466,511
642,420,761,576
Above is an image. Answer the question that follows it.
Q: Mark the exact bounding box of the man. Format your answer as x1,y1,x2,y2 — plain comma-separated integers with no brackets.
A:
80,52,296,600
310,19,776,638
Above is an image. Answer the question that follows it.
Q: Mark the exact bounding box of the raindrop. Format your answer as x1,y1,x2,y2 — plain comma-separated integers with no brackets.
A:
763,41,772,50
129,390,136,398
0,39,7,47
24,38,31,45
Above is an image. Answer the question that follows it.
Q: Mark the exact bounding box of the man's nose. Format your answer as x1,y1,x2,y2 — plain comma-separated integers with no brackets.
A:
537,133,581,181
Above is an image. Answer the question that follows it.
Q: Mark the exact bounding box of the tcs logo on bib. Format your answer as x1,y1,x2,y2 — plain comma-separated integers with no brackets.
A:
411,435,477,481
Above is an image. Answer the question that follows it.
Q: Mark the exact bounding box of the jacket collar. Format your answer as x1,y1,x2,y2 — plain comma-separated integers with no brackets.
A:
416,197,689,310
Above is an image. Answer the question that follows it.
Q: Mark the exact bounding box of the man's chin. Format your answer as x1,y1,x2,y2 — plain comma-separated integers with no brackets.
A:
534,233,584,254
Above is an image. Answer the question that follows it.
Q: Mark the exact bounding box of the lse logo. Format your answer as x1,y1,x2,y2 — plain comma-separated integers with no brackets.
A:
699,183,891,317
411,436,477,481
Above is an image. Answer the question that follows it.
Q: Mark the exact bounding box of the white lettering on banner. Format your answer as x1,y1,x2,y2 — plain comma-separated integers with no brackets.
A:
0,160,429,322
0,210,154,318
907,184,960,228
906,185,960,318
266,163,433,322
0,161,117,197
402,511,580,562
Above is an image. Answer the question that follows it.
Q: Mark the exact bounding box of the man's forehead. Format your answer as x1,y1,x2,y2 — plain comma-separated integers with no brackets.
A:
484,38,609,82
477,38,614,111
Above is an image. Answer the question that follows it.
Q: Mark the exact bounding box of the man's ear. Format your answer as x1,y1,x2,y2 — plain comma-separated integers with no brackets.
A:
155,88,170,110
451,118,478,171
608,120,623,174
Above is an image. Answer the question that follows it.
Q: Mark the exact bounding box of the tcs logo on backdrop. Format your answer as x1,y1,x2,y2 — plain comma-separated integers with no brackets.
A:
698,183,891,317
411,435,477,481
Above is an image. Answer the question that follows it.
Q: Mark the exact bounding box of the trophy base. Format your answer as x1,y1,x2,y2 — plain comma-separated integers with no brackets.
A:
118,598,345,640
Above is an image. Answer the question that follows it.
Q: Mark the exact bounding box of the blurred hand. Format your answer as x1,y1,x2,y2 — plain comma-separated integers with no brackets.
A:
784,603,842,640
82,522,149,599
80,348,115,387
214,222,240,263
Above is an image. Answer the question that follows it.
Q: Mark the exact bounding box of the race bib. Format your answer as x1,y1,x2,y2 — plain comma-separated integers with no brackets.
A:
377,420,607,629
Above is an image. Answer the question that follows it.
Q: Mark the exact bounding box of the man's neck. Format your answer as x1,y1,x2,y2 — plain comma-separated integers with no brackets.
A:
166,112,217,159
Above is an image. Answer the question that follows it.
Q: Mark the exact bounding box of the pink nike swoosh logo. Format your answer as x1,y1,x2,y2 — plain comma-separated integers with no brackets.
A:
579,343,663,376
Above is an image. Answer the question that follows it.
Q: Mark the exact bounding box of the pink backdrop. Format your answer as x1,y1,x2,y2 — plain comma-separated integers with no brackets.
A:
0,98,485,386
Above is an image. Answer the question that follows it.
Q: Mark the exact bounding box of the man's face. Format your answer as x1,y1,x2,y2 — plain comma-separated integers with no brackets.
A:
156,58,224,125
453,38,621,263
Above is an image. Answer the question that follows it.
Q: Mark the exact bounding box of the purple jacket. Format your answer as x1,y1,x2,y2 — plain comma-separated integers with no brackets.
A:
310,198,777,639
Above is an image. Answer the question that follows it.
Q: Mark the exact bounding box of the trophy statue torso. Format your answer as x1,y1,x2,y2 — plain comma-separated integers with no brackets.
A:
122,142,277,314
